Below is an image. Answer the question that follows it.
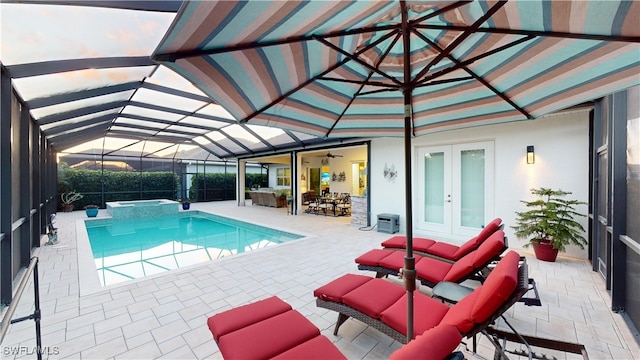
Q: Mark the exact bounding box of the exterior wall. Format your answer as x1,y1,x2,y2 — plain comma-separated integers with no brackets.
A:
370,109,591,259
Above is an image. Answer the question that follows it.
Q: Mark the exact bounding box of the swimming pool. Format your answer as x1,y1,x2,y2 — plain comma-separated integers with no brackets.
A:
82,211,302,287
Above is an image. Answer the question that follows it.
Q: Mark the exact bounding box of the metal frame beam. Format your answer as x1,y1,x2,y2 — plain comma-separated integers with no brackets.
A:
1,67,13,304
5,57,155,79
2,1,182,12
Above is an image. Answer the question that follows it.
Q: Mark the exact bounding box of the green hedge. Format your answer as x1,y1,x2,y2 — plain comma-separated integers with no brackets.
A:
58,163,268,207
59,167,178,209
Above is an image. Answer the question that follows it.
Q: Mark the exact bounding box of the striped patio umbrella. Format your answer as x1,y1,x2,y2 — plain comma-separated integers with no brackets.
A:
153,0,640,341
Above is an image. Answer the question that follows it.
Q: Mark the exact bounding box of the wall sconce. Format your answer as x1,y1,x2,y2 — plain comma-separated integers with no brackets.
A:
301,174,306,181
526,145,535,164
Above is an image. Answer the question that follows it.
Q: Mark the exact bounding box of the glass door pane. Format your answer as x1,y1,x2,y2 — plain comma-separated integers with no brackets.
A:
460,149,485,228
424,151,445,224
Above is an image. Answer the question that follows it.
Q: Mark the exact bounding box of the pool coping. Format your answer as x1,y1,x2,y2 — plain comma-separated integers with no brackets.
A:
76,209,311,296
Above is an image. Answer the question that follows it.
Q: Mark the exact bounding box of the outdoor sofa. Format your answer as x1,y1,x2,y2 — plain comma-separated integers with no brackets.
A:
248,190,286,208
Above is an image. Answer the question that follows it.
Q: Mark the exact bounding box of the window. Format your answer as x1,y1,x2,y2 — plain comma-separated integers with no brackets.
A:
277,168,290,186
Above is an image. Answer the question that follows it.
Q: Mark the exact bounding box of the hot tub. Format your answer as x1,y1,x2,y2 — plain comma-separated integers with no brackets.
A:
106,199,179,219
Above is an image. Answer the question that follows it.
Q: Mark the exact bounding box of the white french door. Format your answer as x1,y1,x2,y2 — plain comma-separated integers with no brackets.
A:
417,141,494,236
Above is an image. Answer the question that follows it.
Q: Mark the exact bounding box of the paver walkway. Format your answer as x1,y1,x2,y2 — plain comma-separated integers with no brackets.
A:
2,201,638,359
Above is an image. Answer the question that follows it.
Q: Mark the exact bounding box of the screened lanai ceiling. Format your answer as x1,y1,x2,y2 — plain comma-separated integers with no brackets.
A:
0,1,330,161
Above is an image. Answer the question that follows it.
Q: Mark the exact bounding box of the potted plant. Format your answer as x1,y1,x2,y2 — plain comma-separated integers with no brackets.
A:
182,200,191,210
84,205,99,217
60,191,83,212
512,187,587,262
275,189,289,208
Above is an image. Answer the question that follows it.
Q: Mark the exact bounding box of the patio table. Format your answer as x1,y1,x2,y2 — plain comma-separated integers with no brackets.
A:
321,196,343,216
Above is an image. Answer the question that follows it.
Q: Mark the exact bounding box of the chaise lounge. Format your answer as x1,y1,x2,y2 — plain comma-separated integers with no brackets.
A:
381,217,503,262
206,296,464,359
356,229,507,287
315,251,525,345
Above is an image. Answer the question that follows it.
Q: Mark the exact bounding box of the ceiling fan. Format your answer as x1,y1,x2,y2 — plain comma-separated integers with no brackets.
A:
317,151,343,158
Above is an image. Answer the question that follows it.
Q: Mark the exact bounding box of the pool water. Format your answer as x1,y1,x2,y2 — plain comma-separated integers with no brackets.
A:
85,212,302,286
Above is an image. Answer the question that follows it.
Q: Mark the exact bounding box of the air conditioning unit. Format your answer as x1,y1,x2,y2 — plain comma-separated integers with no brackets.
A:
377,213,399,234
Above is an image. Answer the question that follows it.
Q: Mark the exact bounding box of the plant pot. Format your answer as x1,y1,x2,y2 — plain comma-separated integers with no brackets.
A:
182,203,190,210
62,204,74,212
533,241,559,262
85,208,98,217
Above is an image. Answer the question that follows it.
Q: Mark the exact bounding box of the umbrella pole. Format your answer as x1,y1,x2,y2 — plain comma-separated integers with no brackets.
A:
402,88,416,343
400,0,415,343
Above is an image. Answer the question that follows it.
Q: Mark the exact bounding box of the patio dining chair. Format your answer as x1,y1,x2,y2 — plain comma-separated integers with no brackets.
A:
316,196,331,215
304,193,319,214
336,194,351,216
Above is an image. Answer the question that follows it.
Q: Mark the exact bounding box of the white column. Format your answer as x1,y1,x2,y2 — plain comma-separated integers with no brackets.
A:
237,160,246,206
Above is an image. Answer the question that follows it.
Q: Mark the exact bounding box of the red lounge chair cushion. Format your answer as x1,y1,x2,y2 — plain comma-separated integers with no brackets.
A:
471,230,505,268
355,249,392,266
474,218,502,243
439,290,480,333
342,278,405,318
381,236,407,249
207,296,291,341
390,324,462,360
471,250,519,322
425,242,460,260
415,257,453,284
379,251,423,271
314,274,372,302
442,230,505,283
380,293,450,337
217,310,320,359
452,217,502,259
381,236,436,252
422,218,503,261
441,254,475,283
413,237,437,252
271,335,347,360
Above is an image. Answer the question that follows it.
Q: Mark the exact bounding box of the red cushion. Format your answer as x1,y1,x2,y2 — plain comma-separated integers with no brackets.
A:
450,237,478,261
271,335,347,360
355,249,392,266
415,257,452,284
217,309,320,359
439,290,480,333
381,236,436,252
207,296,291,341
474,218,502,245
471,230,505,268
390,324,462,360
471,251,519,323
437,218,502,260
441,254,475,283
379,293,449,337
379,251,423,271
413,237,437,252
342,278,405,318
381,236,407,249
313,274,372,303
425,242,460,260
